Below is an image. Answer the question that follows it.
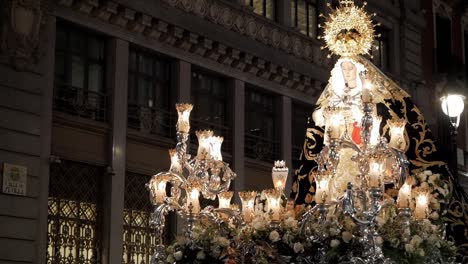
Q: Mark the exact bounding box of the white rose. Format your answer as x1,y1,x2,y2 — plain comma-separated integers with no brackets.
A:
376,216,386,227
405,243,414,253
428,175,439,185
293,242,304,253
417,248,425,257
329,228,340,236
330,239,340,248
196,251,205,260
269,230,280,242
342,231,353,243
173,251,183,261
284,217,298,229
410,235,423,247
418,173,428,182
167,254,175,263
420,182,429,189
429,211,439,220
424,170,432,176
217,237,230,247
375,236,383,245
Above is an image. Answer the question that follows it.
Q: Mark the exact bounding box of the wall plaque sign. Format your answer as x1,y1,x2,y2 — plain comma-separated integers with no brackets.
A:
2,163,27,196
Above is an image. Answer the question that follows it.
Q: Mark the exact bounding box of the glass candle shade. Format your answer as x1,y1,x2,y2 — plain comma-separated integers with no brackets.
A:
210,136,224,161
218,191,233,209
388,118,406,151
196,130,213,160
315,178,330,204
272,160,288,191
239,191,257,223
187,187,201,214
265,189,282,221
169,149,183,174
176,103,193,133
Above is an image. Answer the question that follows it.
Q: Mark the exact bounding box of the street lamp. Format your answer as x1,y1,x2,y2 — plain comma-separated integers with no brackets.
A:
440,94,465,132
440,85,465,179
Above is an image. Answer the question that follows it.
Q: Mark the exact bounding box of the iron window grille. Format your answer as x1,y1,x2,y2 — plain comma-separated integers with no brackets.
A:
47,160,104,264
123,172,158,264
54,22,108,122
127,46,175,138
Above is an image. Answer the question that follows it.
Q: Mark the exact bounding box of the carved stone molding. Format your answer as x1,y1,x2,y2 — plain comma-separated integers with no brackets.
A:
0,0,50,71
159,0,328,65
433,0,452,19
57,0,326,96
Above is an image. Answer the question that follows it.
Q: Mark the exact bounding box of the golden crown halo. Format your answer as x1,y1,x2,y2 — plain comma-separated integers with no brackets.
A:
319,0,379,58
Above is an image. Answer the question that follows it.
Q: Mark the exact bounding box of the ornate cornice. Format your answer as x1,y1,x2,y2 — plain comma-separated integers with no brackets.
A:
162,0,323,64
56,0,328,97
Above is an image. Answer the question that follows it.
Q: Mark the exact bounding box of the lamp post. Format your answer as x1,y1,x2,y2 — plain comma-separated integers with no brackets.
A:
440,93,465,178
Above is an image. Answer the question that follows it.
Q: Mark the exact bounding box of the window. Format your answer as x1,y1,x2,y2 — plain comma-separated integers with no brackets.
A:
54,22,108,122
128,46,174,138
191,70,232,153
465,30,468,79
291,0,318,38
370,26,390,72
245,86,280,162
123,173,157,264
246,0,276,20
292,102,314,168
47,161,103,264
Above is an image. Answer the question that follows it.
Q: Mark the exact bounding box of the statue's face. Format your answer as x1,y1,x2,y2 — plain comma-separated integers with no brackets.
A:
341,61,357,84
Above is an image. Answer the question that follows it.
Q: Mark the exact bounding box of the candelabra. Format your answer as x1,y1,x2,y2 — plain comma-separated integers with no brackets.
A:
299,87,423,263
147,104,290,264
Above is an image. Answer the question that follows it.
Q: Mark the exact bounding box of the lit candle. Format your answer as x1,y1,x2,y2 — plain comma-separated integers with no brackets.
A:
239,191,257,222
329,113,342,139
315,178,330,204
218,191,233,209
265,189,282,221
149,177,167,204
362,81,371,103
196,130,213,160
388,118,406,151
369,116,382,146
187,187,201,214
368,160,383,188
397,183,412,208
272,160,288,191
169,149,182,174
175,103,193,133
414,193,429,220
210,136,224,161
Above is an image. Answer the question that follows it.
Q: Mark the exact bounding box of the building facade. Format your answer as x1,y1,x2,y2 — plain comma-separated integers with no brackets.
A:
0,0,439,263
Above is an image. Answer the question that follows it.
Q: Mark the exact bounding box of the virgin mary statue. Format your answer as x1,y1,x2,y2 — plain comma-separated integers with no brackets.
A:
290,1,468,261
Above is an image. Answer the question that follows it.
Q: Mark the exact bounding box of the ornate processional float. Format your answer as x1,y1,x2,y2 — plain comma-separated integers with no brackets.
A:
147,1,464,263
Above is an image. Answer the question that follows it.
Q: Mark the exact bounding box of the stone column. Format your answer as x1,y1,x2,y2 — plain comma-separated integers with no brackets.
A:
173,60,192,103
281,96,293,195
102,38,128,264
233,79,245,203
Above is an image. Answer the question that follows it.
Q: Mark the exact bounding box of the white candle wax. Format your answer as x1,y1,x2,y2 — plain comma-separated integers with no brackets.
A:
397,183,412,208
315,178,330,204
155,181,167,204
187,188,200,214
329,114,342,139
414,193,429,220
368,161,383,188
